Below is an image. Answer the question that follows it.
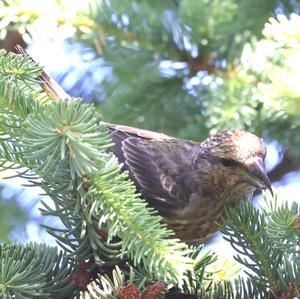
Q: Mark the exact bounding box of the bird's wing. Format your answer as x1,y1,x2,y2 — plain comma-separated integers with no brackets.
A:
106,123,197,213
106,123,173,140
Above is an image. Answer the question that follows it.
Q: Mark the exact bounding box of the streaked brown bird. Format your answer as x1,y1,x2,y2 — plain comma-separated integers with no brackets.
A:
14,47,272,243
107,124,273,242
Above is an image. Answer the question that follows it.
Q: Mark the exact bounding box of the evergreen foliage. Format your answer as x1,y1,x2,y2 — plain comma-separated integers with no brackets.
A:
1,43,300,299
0,243,75,299
1,0,300,298
0,49,197,298
220,195,300,298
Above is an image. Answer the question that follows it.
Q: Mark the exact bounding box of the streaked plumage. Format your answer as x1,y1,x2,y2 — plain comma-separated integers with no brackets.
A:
13,46,272,242
107,124,272,242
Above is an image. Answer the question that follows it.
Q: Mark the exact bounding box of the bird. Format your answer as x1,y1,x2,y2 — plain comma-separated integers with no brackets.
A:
13,47,272,242
106,123,273,242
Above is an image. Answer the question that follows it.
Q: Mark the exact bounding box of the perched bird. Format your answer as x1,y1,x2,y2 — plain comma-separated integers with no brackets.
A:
14,47,272,242
107,124,273,242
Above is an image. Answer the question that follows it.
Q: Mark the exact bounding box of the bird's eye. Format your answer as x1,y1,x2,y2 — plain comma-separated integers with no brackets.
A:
221,158,237,167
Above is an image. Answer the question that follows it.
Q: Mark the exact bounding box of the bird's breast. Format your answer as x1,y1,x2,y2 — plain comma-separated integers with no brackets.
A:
163,196,226,241
163,188,254,242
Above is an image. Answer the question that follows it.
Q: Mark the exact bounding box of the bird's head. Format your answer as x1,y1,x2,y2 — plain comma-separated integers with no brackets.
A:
196,129,273,197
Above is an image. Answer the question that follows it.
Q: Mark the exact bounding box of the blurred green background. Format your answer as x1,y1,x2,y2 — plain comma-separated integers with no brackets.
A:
1,0,300,244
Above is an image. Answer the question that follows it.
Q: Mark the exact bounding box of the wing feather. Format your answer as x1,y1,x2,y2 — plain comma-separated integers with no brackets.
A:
107,123,197,213
106,123,173,140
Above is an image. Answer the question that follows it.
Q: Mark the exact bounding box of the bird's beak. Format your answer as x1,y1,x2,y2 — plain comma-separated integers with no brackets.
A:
244,157,273,196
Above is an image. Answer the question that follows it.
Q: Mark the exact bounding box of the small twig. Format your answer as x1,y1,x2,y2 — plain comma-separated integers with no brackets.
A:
15,44,72,102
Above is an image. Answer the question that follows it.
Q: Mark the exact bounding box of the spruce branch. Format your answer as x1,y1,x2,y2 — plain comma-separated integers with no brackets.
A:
15,47,194,284
180,246,217,294
0,49,49,119
221,201,280,287
198,277,269,299
0,49,42,86
0,50,49,177
0,243,75,299
80,265,140,299
21,100,112,179
80,265,167,299
263,195,300,254
3,45,300,298
88,155,193,282
220,194,300,298
0,48,195,294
